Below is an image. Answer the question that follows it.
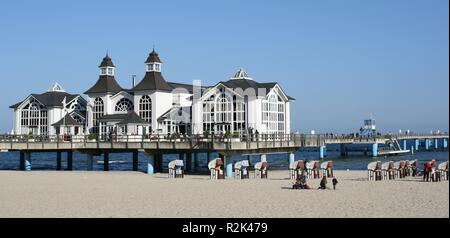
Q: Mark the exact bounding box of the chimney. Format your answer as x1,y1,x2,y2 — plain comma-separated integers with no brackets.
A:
132,75,136,88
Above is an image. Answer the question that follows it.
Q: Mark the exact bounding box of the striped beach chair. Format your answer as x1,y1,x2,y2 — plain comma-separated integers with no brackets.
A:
168,159,184,178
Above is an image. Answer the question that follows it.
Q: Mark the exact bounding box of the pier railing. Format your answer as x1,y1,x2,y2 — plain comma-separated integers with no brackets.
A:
1,132,447,151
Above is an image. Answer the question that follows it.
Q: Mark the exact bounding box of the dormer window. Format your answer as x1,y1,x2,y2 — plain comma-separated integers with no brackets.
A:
146,63,161,72
100,67,114,76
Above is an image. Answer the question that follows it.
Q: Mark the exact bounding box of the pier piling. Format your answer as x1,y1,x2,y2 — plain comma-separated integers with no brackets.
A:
87,154,93,171
371,144,378,157
67,151,73,171
56,152,62,171
103,152,109,171
319,146,326,159
132,151,138,171
147,154,154,175
19,151,25,171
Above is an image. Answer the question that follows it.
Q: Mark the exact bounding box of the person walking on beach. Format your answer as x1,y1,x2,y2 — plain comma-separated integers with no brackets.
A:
319,176,327,189
423,161,432,182
332,177,338,190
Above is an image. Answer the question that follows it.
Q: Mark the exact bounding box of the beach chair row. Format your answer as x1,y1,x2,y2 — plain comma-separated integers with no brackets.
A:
367,160,448,182
289,160,334,180
208,158,269,180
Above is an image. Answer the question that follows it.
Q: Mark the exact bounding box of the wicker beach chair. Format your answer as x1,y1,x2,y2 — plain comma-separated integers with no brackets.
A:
437,161,448,181
289,160,305,180
320,161,334,178
234,160,250,179
395,161,406,179
306,160,320,179
168,159,184,178
254,161,268,179
381,161,394,180
208,158,224,180
367,161,382,181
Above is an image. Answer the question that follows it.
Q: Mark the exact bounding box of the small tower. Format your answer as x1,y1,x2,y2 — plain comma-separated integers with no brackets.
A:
145,49,162,72
230,67,252,80
99,54,115,76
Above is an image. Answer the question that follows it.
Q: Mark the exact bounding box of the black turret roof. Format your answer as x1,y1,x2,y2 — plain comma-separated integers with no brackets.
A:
132,72,172,92
145,49,162,63
84,75,123,94
99,54,115,68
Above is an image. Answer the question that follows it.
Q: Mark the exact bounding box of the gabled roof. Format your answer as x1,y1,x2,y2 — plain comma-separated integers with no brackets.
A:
132,72,173,92
167,82,195,94
10,92,79,109
84,75,123,94
52,114,83,127
158,106,191,122
222,79,277,93
99,54,115,67
117,112,149,125
98,112,149,125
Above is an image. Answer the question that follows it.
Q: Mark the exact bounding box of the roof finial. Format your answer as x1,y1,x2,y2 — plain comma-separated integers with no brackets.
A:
106,49,109,57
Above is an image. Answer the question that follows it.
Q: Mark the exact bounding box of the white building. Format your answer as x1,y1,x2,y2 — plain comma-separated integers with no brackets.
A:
10,83,87,136
192,68,294,136
85,51,195,136
12,50,294,137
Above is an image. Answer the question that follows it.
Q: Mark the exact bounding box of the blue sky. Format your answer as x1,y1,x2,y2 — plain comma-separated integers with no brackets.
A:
0,0,448,134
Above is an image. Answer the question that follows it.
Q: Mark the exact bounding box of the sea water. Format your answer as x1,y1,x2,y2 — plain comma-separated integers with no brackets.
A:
0,149,447,173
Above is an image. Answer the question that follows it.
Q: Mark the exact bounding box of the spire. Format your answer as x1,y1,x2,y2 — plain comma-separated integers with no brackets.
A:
145,49,162,63
230,67,252,80
99,53,115,68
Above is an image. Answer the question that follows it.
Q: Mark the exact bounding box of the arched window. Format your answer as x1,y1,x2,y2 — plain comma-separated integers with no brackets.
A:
93,98,104,133
19,99,47,135
216,94,232,123
115,98,134,112
30,103,39,127
262,92,285,134
139,95,152,123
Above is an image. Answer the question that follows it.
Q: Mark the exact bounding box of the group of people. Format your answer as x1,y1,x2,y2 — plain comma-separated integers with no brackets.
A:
292,171,338,190
423,160,441,182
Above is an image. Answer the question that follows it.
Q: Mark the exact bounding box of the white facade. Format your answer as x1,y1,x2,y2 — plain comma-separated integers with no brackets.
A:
84,51,293,137
11,83,87,136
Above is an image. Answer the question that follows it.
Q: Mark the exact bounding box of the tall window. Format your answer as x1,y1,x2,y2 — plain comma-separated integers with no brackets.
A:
216,94,232,122
262,93,285,134
115,98,134,112
139,95,152,124
202,95,215,132
19,99,47,135
233,96,245,133
202,89,245,134
93,97,104,134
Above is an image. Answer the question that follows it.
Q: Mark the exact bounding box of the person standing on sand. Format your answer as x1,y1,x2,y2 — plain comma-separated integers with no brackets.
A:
332,177,338,190
319,176,327,189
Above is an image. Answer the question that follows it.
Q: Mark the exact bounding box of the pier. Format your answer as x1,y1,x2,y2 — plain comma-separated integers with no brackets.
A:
1,133,448,175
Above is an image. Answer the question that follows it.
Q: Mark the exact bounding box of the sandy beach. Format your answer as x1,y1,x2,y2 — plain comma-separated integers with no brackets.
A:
0,170,448,218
